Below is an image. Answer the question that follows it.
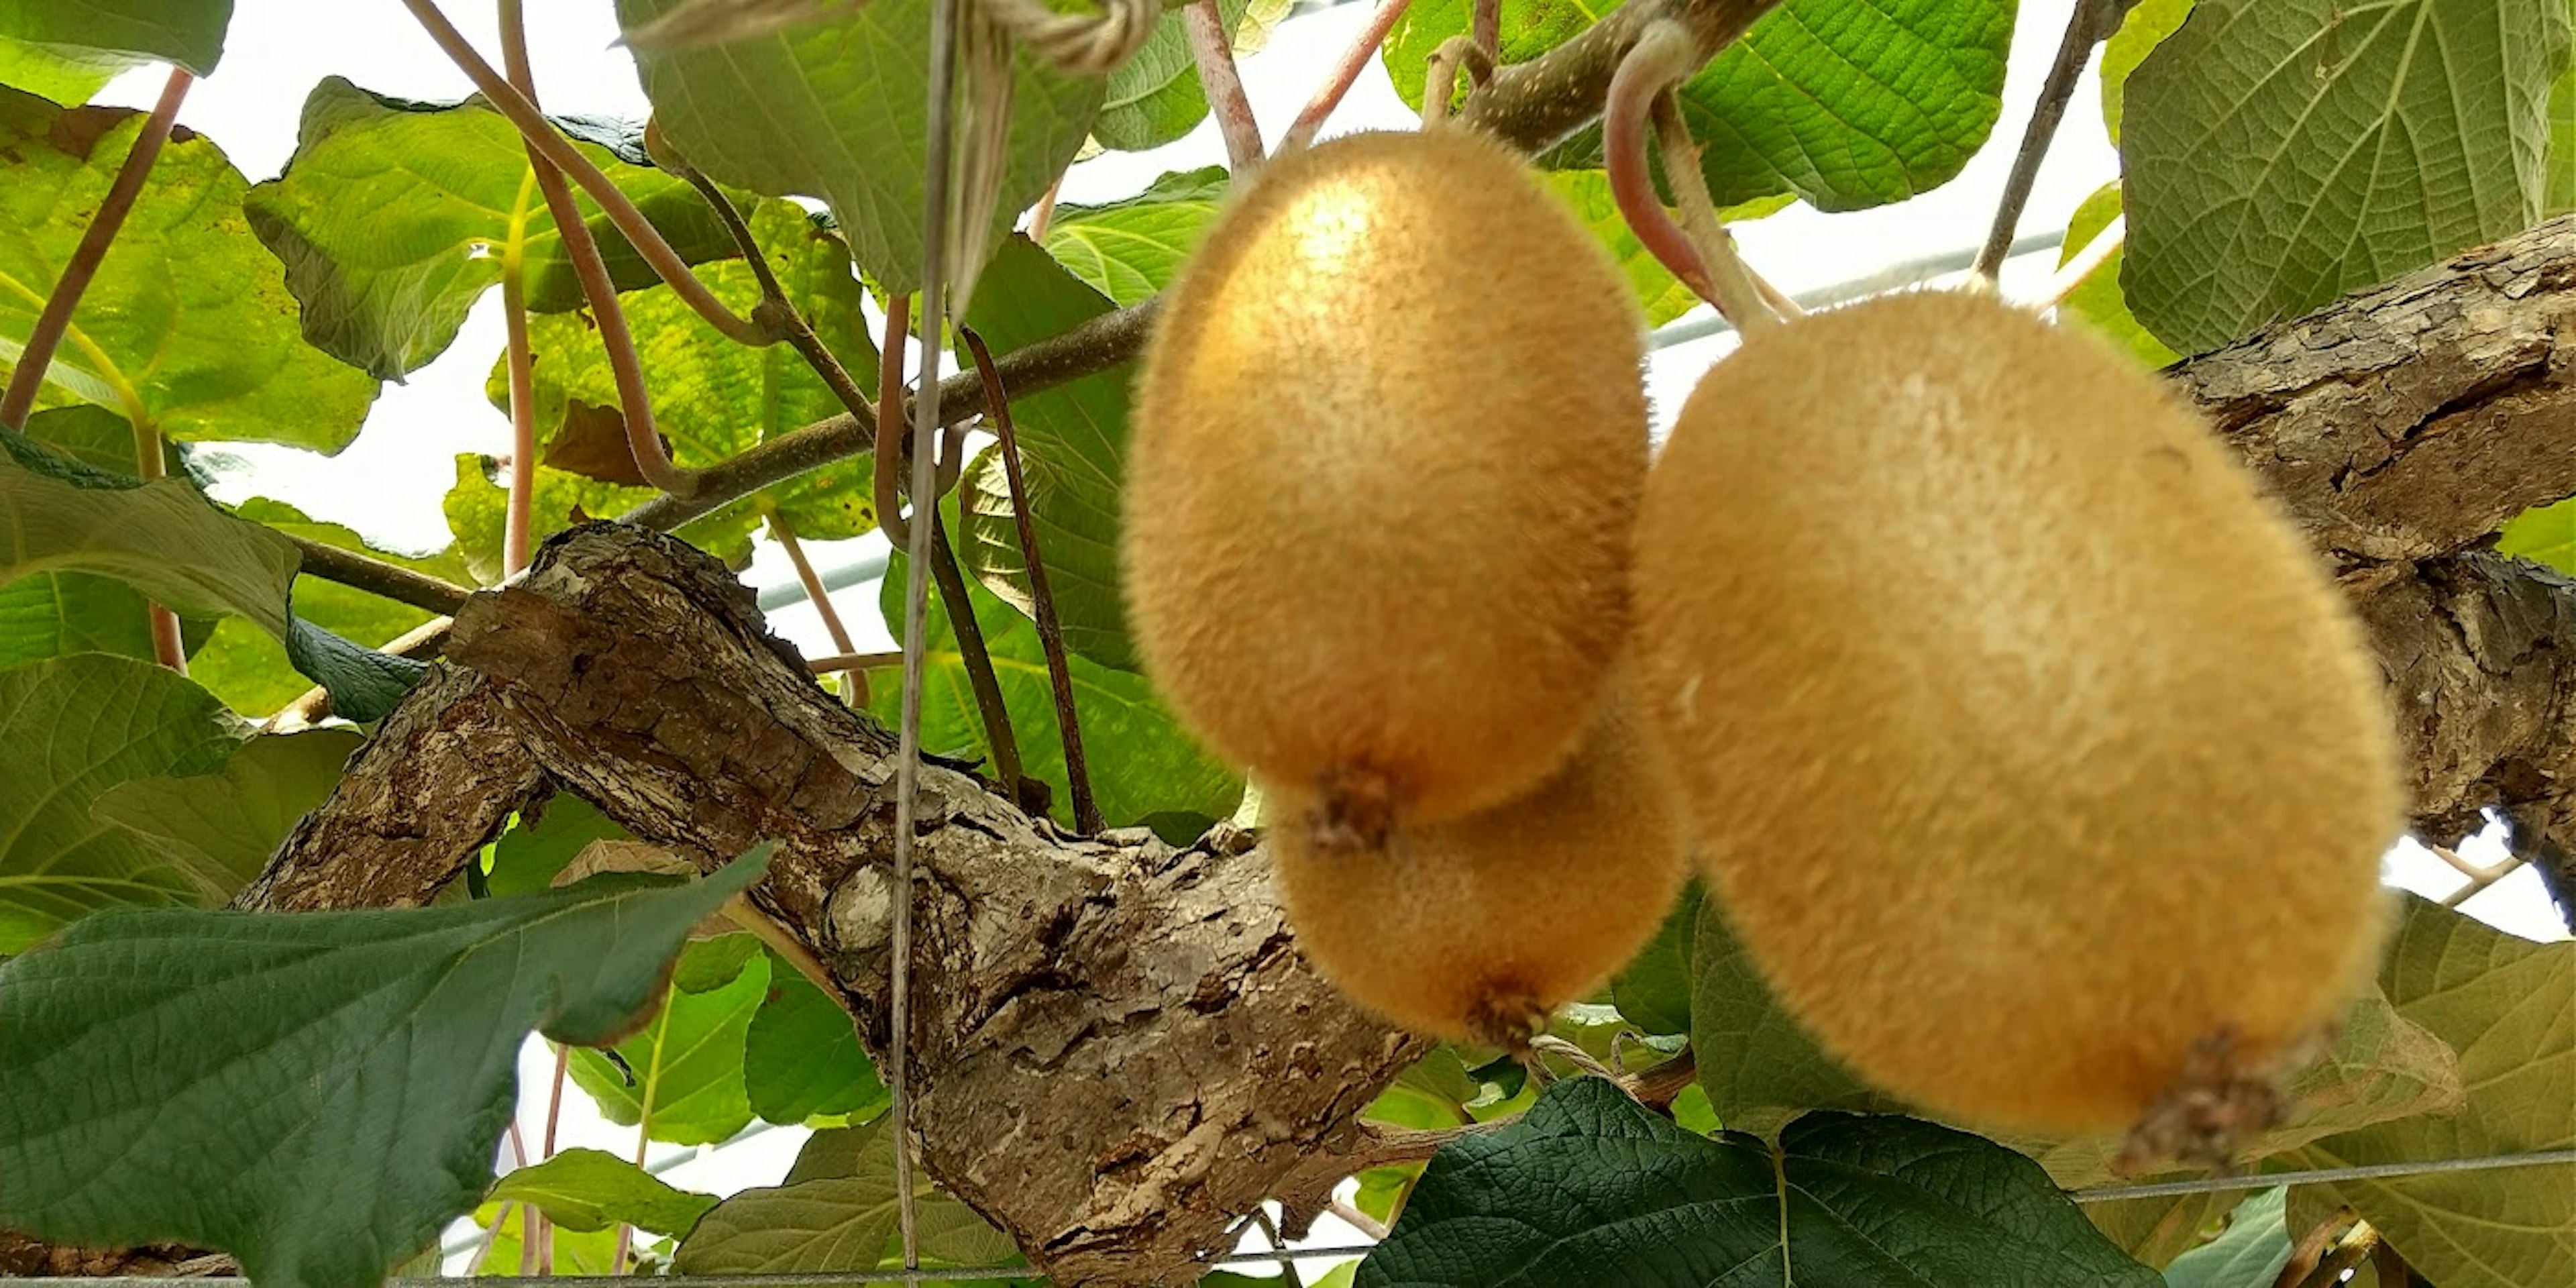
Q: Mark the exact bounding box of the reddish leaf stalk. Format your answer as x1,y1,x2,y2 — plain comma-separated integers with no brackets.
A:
1281,0,1415,151
962,327,1099,833
1185,0,1265,174
401,0,769,347
873,294,916,547
771,509,868,704
492,0,698,500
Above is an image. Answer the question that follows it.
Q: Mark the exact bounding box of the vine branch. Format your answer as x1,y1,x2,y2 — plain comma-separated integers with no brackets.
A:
1185,0,1265,174
282,535,475,616
1970,0,2123,280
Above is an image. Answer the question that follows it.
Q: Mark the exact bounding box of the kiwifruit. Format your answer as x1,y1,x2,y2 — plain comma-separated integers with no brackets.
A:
1124,129,1648,846
1631,290,2400,1155
1268,684,1689,1046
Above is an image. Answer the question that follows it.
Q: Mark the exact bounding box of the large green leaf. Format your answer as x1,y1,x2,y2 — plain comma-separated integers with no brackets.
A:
186,497,468,716
498,199,876,541
0,653,241,952
484,1148,719,1237
2549,58,2575,216
674,1118,1021,1275
619,0,1103,298
568,936,765,1146
90,728,360,898
1094,0,1291,152
2158,1187,2292,1288
2283,898,2573,1288
244,77,743,380
871,543,1242,831
2498,495,2576,574
743,959,888,1125
0,405,210,670
2057,183,2183,368
1040,167,1228,306
0,850,767,1288
2100,0,2195,144
951,236,1136,671
0,87,376,449
2122,0,2572,356
1357,1077,2161,1286
0,0,231,78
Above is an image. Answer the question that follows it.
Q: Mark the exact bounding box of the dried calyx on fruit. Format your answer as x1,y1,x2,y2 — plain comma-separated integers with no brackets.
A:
1124,128,1649,852
1631,289,2401,1166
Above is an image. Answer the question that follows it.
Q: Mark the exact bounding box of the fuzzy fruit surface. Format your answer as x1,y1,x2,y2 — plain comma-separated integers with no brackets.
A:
1632,290,2402,1139
1124,129,1649,830
1269,686,1690,1044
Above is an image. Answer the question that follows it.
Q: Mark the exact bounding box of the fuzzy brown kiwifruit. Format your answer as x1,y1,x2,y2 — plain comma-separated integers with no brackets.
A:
1631,290,2400,1157
1268,688,1690,1046
1124,129,1648,847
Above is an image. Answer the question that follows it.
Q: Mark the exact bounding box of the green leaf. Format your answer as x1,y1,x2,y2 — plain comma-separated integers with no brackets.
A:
675,1118,1020,1274
0,0,231,77
2084,1191,2244,1272
2057,183,2183,368
90,728,361,898
1040,167,1228,306
1094,0,1290,151
1,425,299,637
2283,898,2574,1288
2122,0,2573,356
0,654,242,953
871,542,1242,830
743,959,888,1124
0,40,119,107
186,497,467,716
244,77,744,380
486,795,633,898
570,936,765,1146
498,199,876,540
485,1148,719,1236
2100,0,2195,145
673,932,761,994
1610,881,1700,1036
0,406,211,670
620,0,1103,299
952,236,1138,670
0,849,769,1288
474,1203,629,1277
1357,1077,2161,1286
0,87,376,449
2159,1187,2292,1288
284,613,427,722
2549,59,2575,216
442,453,757,585
2498,496,2576,573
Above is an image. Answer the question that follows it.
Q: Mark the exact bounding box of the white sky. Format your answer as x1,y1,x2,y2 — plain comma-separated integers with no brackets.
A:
87,1,2568,1275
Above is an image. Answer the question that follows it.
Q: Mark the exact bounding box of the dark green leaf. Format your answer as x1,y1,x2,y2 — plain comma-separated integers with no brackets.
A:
620,0,1102,297
1611,881,1701,1036
871,543,1242,830
743,959,888,1124
953,236,1137,670
1357,1077,2161,1287
2159,1187,2290,1288
673,932,761,994
90,729,361,898
1094,0,1290,151
0,849,769,1288
1040,167,1228,305
676,1119,1020,1273
2283,897,2573,1288
244,77,743,380
486,795,633,898
0,87,376,449
485,1148,719,1236
2122,0,2572,354
0,0,231,76
0,654,242,953
569,937,765,1146
284,613,427,722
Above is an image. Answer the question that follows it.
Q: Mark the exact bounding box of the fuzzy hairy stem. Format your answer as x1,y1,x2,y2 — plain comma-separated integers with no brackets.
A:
1185,0,1265,173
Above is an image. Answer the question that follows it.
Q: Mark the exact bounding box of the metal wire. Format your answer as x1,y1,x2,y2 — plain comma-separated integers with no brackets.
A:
2069,1149,2576,1203
10,1246,1389,1288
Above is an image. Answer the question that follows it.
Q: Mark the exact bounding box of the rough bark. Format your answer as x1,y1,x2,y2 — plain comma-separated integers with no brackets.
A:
223,224,2576,1283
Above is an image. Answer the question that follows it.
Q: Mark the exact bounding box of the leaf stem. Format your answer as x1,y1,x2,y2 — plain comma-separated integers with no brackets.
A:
1470,0,1500,81
928,510,1031,811
769,509,867,704
807,650,904,674
961,327,1099,833
401,0,770,347
500,167,542,575
873,295,918,548
1970,0,2118,280
1649,90,1784,334
1280,0,1414,151
487,0,699,500
1185,0,1265,174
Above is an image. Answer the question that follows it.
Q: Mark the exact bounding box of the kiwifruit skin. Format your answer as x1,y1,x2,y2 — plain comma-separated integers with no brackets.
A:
1124,129,1648,828
1269,690,1690,1042
1632,290,2400,1137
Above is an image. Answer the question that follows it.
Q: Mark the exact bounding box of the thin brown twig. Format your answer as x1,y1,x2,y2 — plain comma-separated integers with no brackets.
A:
283,534,475,615
771,509,867,704
398,0,771,347
1470,0,1501,81
961,327,1099,833
500,195,541,575
1028,173,1065,241
1280,0,1415,150
927,510,1032,812
1185,0,1265,174
873,294,917,547
1971,0,2118,280
807,650,904,674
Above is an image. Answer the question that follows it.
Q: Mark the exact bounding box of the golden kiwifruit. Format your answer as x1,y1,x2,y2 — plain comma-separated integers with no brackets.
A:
1268,688,1690,1045
1124,129,1648,845
1631,290,2400,1155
